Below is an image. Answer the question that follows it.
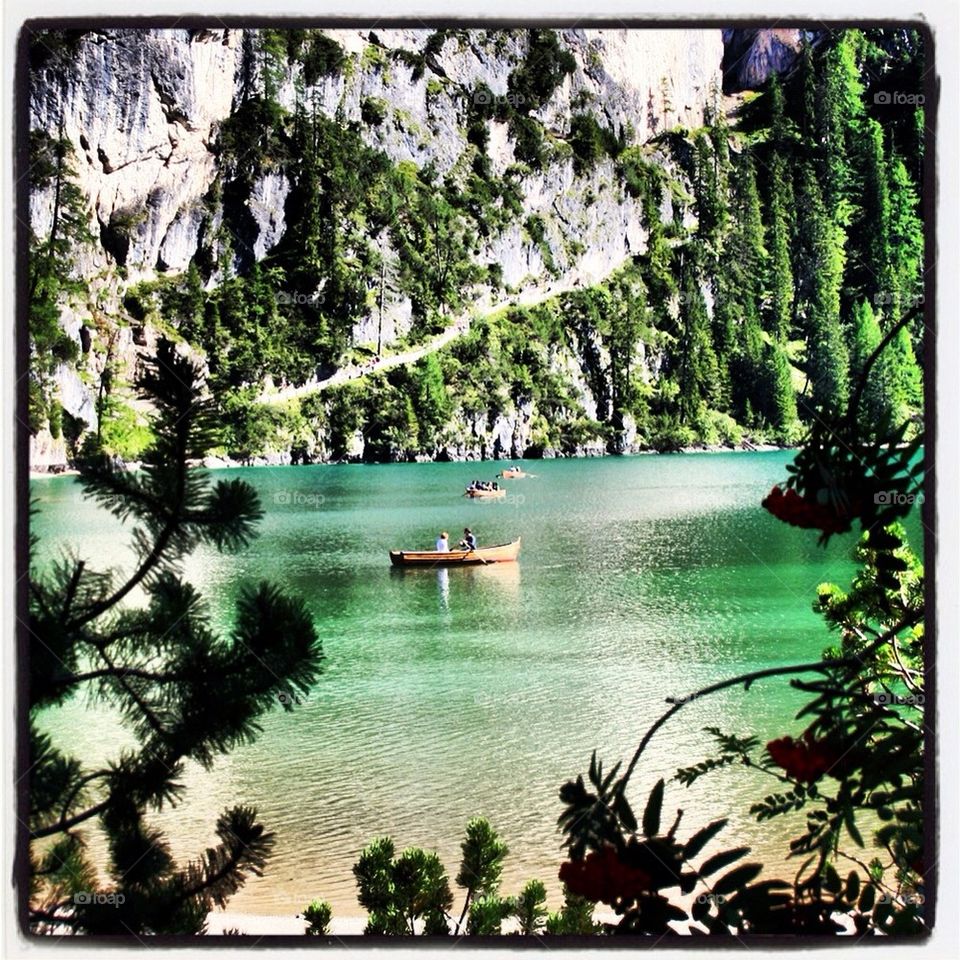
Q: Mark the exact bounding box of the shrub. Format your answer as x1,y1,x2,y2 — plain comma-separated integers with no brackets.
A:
301,32,346,84
509,114,545,168
569,113,621,175
303,900,332,935
360,96,389,127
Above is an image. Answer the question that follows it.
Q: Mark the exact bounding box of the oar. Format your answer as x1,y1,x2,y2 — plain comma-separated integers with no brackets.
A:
459,542,489,564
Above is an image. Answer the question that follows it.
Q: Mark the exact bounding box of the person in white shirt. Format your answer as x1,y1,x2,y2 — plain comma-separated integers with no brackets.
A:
436,531,450,552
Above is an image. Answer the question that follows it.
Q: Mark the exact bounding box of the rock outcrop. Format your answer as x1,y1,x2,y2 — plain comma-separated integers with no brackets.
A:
721,28,813,92
28,26,734,466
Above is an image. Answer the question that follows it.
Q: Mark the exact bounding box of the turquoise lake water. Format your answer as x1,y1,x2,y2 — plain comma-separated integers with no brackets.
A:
29,452,924,916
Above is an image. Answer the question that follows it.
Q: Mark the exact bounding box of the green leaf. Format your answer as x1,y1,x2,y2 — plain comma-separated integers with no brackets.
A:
712,862,763,897
691,895,711,924
642,779,665,838
699,846,749,877
844,871,860,903
679,872,698,894
844,808,865,848
858,883,875,912
613,788,637,833
683,819,728,861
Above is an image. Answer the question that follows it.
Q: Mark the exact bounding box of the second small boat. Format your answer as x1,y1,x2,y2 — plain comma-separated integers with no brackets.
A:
465,487,507,499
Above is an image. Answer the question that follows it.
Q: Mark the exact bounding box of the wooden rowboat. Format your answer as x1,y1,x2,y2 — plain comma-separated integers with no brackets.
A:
465,487,506,499
500,469,528,479
390,538,521,567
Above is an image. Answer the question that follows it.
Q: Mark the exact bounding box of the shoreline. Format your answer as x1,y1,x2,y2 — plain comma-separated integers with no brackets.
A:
29,443,791,478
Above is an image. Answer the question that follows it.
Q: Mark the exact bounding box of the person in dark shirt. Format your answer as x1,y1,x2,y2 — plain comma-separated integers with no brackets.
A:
459,527,477,551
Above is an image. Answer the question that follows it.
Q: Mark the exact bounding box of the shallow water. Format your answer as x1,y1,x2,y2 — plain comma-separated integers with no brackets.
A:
30,452,923,917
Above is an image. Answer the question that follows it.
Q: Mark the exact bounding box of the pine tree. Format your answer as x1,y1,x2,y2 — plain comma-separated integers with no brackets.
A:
676,254,720,425
692,132,726,248
28,341,324,934
765,152,795,341
713,151,767,420
608,279,647,449
873,324,923,428
886,154,924,322
854,117,893,310
815,33,865,225
28,127,92,431
412,353,451,449
764,340,798,433
729,154,767,308
798,40,817,142
794,163,850,413
849,298,885,425
849,299,922,431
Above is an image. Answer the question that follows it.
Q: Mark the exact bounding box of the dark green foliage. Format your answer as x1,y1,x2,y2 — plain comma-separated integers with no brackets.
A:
467,894,514,934
360,96,388,127
488,31,577,170
513,879,548,934
260,28,347,84
353,837,453,935
506,30,576,112
455,817,509,932
545,888,600,934
794,163,850,414
758,340,798,435
387,169,485,326
765,152,795,341
885,154,925,322
302,899,332,935
524,214,556,274
411,354,451,449
815,32,865,224
216,96,290,175
508,114,546,168
300,32,347,84
691,130,728,245
28,342,323,933
856,310,923,433
852,118,893,307
675,258,720,425
568,113,621,175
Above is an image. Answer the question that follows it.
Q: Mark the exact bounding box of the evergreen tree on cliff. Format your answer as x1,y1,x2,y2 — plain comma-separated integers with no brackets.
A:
794,163,850,413
26,341,324,934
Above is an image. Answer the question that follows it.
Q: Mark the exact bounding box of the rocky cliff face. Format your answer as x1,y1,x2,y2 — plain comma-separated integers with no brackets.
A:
28,27,727,467
721,28,814,92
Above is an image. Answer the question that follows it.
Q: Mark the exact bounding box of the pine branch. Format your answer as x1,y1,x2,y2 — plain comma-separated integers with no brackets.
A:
31,800,109,840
